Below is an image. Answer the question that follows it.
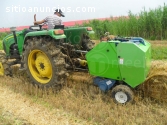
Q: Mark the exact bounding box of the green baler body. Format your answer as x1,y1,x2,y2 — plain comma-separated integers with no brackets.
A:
86,40,151,88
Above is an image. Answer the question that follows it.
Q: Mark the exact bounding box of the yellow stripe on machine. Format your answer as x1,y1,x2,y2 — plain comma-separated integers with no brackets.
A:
5,34,18,41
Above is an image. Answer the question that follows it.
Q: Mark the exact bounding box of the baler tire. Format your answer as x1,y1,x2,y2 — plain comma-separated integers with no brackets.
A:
21,37,68,89
111,85,134,104
0,52,12,76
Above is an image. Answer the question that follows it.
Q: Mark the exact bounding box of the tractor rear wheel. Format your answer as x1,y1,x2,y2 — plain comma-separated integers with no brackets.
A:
111,85,134,104
0,52,12,76
22,37,68,88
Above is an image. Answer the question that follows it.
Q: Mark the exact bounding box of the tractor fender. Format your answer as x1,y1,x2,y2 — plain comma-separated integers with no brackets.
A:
24,29,66,41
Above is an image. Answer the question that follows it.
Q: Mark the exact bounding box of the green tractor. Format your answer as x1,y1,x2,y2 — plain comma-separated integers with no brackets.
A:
0,24,94,84
0,24,151,104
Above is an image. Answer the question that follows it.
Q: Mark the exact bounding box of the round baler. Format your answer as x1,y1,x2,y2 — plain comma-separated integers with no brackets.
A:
86,37,151,104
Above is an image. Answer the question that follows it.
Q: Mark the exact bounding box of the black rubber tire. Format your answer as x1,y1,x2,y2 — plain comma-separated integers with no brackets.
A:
21,37,68,88
111,85,134,104
82,39,95,51
0,52,12,76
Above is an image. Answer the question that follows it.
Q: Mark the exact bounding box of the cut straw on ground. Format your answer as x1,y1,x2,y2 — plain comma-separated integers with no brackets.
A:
0,81,95,125
139,60,167,102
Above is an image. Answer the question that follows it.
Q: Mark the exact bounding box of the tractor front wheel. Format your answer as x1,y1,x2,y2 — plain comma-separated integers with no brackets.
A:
111,85,134,104
0,52,12,76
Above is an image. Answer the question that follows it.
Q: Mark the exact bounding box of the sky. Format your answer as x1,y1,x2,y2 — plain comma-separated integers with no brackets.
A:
0,0,167,28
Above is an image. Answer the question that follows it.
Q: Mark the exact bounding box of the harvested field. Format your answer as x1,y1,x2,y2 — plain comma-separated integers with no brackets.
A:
0,69,167,125
0,79,95,125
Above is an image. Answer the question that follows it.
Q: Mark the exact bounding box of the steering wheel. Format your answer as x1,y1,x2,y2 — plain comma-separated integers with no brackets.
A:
38,23,47,30
33,14,47,30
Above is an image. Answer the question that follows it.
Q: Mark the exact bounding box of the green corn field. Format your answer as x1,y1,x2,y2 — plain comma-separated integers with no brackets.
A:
82,3,167,40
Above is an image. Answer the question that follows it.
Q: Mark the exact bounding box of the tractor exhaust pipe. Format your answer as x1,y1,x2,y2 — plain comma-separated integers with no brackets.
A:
72,50,88,54
10,27,17,44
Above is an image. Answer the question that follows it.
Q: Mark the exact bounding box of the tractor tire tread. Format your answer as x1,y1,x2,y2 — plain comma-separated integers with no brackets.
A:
21,37,68,88
0,52,12,76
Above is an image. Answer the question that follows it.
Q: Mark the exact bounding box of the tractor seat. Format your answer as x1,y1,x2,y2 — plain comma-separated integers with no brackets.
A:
54,25,64,29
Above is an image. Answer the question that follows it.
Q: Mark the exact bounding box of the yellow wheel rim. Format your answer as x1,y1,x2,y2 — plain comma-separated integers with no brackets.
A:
0,62,4,76
28,50,52,84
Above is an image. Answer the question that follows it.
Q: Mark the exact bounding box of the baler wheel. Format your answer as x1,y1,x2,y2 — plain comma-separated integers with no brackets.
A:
111,85,134,104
